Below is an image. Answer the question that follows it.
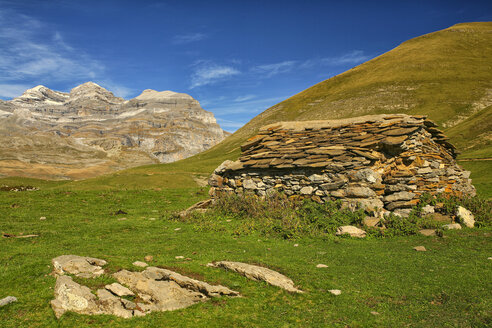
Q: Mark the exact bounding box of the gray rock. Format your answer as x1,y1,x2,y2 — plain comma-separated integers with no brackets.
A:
214,160,233,175
417,167,433,174
442,223,461,230
96,289,133,318
350,168,381,183
393,208,412,217
243,179,256,189
0,296,17,307
51,275,101,318
300,186,314,195
142,267,239,297
345,186,376,198
208,261,303,293
51,263,240,319
320,181,345,191
105,283,134,297
384,191,415,202
456,206,475,228
328,289,341,295
422,205,435,215
52,255,106,278
330,189,346,198
336,226,366,238
308,174,325,182
113,270,206,312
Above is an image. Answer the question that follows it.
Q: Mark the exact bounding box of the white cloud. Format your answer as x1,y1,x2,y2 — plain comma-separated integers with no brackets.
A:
173,32,207,44
251,51,369,79
301,50,369,69
98,81,134,99
190,63,240,89
0,83,32,98
208,96,286,115
321,50,369,65
0,9,131,99
215,118,246,131
252,61,297,78
234,94,256,102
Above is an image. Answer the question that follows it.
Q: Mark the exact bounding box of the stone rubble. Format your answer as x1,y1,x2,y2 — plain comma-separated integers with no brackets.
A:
209,114,476,217
208,261,303,293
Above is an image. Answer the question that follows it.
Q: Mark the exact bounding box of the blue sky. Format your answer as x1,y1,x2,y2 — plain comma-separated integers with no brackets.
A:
0,0,491,131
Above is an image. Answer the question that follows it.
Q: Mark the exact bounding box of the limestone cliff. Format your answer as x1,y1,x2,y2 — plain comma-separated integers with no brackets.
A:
0,82,226,179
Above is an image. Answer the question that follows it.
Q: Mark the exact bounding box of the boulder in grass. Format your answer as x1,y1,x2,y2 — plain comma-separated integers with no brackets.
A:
456,206,475,228
442,223,461,230
336,226,366,238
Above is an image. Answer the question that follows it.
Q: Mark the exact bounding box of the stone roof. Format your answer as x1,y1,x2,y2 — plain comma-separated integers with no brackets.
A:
229,114,456,171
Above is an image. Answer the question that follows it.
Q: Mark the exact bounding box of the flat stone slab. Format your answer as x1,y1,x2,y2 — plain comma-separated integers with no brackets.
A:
336,226,366,238
52,255,107,278
105,283,134,297
208,261,303,293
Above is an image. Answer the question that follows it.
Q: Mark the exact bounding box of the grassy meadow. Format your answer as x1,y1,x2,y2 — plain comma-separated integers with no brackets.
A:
0,174,491,327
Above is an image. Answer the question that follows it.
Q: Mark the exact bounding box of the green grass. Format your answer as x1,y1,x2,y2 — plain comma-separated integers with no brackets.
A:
460,161,492,198
1,187,491,327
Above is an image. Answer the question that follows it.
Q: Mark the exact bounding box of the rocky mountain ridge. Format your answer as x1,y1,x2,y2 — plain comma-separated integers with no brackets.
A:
0,82,226,179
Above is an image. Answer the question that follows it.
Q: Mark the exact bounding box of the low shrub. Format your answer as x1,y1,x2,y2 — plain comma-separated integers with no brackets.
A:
173,192,490,239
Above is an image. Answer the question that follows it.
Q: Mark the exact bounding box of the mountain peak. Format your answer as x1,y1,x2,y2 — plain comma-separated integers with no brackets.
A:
135,89,193,101
69,81,124,105
13,85,68,104
70,81,108,94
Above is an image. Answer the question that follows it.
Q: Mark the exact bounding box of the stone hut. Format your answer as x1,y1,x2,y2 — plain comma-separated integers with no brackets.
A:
209,114,475,217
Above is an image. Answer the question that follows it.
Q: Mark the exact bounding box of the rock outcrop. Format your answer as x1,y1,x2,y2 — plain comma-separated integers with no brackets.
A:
208,261,303,293
210,114,476,217
0,82,226,179
52,255,107,278
50,255,239,319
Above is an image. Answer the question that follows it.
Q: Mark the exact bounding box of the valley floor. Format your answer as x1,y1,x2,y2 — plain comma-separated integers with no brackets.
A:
0,186,490,327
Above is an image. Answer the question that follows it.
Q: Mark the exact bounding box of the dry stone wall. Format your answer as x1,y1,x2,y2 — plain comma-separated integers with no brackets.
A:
209,114,475,217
